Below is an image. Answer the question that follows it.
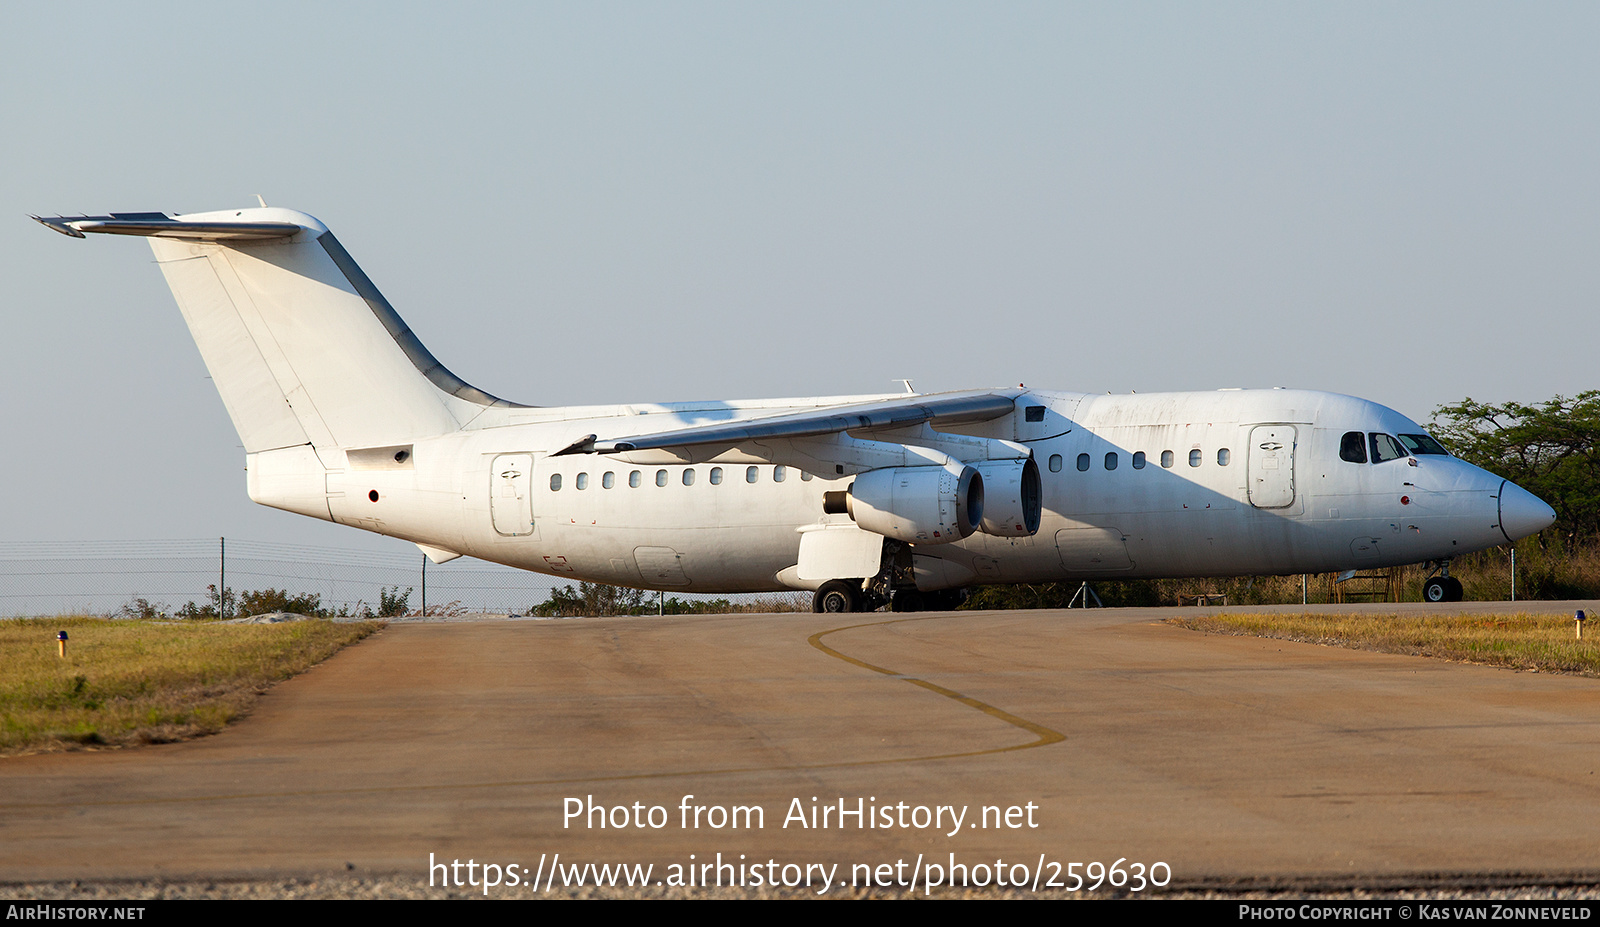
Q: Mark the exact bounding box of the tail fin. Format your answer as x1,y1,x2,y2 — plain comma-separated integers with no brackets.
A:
35,207,524,454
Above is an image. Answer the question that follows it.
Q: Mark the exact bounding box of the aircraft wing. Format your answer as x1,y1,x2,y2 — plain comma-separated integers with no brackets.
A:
554,389,1022,460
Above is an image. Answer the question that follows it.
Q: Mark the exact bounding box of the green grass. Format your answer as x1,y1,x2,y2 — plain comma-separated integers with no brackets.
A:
0,617,379,755
1168,612,1600,677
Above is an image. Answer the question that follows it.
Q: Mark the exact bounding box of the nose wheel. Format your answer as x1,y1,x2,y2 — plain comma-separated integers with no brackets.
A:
1422,576,1464,602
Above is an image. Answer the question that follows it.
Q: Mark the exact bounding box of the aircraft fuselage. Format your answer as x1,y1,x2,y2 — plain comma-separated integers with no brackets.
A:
269,387,1539,593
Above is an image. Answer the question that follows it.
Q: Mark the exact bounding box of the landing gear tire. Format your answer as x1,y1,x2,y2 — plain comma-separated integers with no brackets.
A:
890,589,925,613
814,580,862,613
1423,577,1464,603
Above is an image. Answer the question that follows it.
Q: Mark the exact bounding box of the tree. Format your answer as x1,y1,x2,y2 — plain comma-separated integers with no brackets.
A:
531,582,651,617
236,588,325,616
377,586,412,618
175,584,235,620
164,585,405,620
1431,392,1600,540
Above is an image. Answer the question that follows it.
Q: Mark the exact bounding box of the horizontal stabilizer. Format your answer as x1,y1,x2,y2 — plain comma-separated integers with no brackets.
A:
32,212,307,241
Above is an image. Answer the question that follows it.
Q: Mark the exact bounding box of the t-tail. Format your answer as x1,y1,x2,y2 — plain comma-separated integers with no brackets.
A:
34,207,523,456
35,206,525,525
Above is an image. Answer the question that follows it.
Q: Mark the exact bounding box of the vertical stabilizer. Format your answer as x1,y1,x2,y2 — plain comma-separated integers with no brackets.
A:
35,207,524,455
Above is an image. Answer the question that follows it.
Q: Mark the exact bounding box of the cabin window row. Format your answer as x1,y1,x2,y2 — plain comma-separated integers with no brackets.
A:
1047,448,1230,473
549,465,813,491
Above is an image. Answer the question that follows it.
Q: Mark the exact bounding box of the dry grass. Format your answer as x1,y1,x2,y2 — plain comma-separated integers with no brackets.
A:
969,538,1600,609
0,616,379,756
1168,612,1600,677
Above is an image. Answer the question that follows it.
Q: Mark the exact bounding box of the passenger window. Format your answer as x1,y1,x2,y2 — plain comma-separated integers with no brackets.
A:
549,474,562,491
1133,451,1146,469
1161,450,1174,469
683,469,695,486
1370,433,1406,464
800,471,813,481
746,466,759,483
1105,452,1118,471
1076,453,1090,472
1049,454,1062,472
629,470,641,488
774,466,787,482
576,472,588,490
1340,431,1367,464
710,467,723,484
656,469,669,487
1217,448,1230,466
602,471,614,489
1188,449,1202,467
1025,405,1046,422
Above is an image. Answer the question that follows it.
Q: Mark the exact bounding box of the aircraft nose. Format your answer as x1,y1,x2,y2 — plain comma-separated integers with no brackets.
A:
1498,480,1556,543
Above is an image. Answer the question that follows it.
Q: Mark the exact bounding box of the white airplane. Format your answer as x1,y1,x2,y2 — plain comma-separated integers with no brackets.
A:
36,206,1556,611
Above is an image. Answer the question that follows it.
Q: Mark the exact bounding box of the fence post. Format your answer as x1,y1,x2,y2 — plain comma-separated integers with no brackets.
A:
421,553,428,617
219,536,226,620
1511,547,1517,602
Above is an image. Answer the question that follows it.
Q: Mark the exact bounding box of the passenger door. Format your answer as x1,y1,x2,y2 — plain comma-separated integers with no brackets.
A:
1247,425,1297,508
490,453,537,537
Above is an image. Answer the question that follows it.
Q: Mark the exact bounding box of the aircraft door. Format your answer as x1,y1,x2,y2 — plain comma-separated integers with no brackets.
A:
1016,395,1079,443
1248,425,1297,509
1055,527,1135,572
490,453,537,537
635,547,690,586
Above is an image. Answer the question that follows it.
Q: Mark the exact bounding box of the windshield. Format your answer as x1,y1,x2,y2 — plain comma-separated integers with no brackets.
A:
1397,433,1450,456
1370,433,1407,463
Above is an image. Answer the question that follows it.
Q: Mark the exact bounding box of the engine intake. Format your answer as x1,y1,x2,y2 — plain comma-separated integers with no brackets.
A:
970,457,1041,537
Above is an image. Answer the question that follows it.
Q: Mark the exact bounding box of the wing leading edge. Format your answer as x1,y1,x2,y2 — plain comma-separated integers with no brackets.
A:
553,388,1032,480
555,389,1021,456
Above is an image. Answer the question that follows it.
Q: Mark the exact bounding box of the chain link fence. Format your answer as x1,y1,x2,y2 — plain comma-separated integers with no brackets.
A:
0,540,809,618
9,537,1585,619
964,542,1600,609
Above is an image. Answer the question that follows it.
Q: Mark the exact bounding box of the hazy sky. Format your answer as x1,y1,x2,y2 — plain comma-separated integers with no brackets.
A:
4,2,1597,551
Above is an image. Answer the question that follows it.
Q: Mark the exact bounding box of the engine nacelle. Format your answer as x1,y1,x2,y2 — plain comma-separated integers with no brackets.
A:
970,457,1041,537
845,465,983,545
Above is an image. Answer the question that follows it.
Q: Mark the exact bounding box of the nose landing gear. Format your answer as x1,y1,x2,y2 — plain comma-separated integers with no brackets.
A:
1422,560,1464,602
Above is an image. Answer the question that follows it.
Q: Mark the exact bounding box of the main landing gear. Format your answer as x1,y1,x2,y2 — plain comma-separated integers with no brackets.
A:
809,540,969,613
811,579,967,613
892,588,967,612
1422,560,1464,602
813,580,866,613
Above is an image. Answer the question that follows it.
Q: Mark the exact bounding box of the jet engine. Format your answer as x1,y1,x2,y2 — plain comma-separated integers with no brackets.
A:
970,457,1041,537
826,464,983,545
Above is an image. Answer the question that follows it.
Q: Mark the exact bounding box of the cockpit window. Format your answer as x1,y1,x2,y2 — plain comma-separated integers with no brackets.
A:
1397,433,1450,456
1340,431,1367,463
1369,433,1407,463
